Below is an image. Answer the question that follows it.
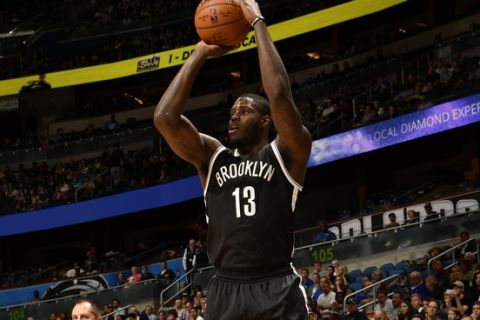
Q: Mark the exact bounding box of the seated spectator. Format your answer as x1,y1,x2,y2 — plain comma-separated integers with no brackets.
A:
449,280,473,316
425,276,442,301
140,265,155,280
410,271,428,300
311,273,323,302
424,299,439,320
343,298,367,320
471,302,480,320
454,231,476,259
385,213,400,229
398,301,415,320
313,261,325,277
189,306,204,320
431,259,449,290
127,266,142,283
410,294,424,315
143,305,156,320
423,203,440,222
65,262,84,278
317,280,338,311
157,261,175,283
117,272,127,286
112,299,126,317
313,221,337,243
301,268,314,291
374,290,394,317
105,114,120,131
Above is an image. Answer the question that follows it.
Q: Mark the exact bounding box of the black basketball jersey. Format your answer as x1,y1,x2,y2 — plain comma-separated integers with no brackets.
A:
204,140,302,274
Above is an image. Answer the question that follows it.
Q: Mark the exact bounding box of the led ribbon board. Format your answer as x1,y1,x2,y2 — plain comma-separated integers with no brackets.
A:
1,94,479,237
0,0,406,97
309,93,480,166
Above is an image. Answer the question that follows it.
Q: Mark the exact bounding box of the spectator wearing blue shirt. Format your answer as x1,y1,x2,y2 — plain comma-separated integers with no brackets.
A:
409,271,428,299
314,221,337,243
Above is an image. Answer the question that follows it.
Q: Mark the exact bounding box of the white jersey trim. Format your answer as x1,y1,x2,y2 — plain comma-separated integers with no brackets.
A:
291,262,310,314
271,140,303,192
203,145,226,197
203,146,226,224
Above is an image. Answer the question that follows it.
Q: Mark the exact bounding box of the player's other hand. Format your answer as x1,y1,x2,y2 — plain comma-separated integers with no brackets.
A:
234,0,263,26
195,41,231,58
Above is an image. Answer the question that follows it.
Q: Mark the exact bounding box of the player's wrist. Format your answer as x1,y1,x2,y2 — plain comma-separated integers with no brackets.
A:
251,15,265,27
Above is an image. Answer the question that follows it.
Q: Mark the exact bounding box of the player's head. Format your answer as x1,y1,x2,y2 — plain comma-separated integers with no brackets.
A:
228,94,271,148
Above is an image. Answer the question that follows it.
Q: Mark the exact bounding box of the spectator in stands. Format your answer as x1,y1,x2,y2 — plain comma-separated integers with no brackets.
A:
104,304,115,320
140,265,155,280
72,299,102,320
157,311,166,320
165,309,177,320
372,270,386,292
301,268,314,291
398,301,415,320
313,261,326,277
372,310,388,320
375,290,394,318
343,298,367,320
410,271,428,299
454,231,476,259
469,272,480,302
425,275,442,301
450,280,472,316
311,273,323,302
317,279,338,311
182,239,198,286
112,299,126,318
326,265,336,285
423,203,440,222
117,272,127,286
158,261,175,283
424,299,439,320
65,262,84,278
410,294,424,316
448,310,461,320
431,259,449,290
390,292,403,320
313,221,337,243
105,114,120,131
385,213,400,229
127,266,142,283
143,305,156,320
334,275,348,296
471,302,480,320
173,299,186,320
189,306,204,320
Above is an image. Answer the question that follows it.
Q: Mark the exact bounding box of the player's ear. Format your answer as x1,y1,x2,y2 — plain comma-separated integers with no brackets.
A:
260,114,271,128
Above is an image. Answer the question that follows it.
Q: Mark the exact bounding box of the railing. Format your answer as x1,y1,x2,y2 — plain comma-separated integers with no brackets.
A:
159,265,214,308
102,304,134,319
294,202,479,248
427,238,480,277
343,274,400,313
74,168,110,202
0,127,153,166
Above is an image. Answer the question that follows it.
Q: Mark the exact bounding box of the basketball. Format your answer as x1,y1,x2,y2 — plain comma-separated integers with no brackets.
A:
194,0,251,47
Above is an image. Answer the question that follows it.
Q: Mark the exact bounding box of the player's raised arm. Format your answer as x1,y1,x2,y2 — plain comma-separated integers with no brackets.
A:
154,42,227,184
238,0,312,184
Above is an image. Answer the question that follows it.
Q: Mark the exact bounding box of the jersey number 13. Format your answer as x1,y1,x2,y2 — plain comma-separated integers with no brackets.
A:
232,186,256,218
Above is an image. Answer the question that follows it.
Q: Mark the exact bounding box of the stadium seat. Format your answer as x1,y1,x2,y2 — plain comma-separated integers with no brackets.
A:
362,266,377,278
395,260,409,271
349,282,362,292
380,263,395,275
388,269,405,277
348,269,363,283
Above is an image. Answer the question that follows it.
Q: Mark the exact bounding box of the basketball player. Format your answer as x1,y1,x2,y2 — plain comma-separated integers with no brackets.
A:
154,0,311,318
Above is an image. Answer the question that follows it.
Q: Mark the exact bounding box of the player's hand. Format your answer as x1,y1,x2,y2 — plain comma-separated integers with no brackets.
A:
234,0,263,26
195,41,231,58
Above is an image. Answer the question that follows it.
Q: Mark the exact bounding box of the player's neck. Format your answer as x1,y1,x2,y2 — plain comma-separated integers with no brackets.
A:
235,138,269,155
